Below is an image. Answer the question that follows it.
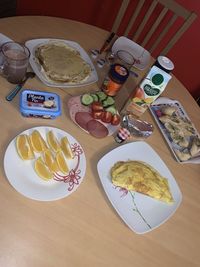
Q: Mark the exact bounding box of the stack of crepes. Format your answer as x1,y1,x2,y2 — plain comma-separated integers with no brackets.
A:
35,41,91,83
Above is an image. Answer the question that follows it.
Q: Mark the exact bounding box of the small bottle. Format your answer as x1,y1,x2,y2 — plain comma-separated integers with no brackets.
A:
115,127,131,143
101,64,129,96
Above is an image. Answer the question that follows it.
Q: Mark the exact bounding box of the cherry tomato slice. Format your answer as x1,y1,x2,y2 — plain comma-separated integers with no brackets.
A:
92,111,103,120
111,114,121,125
101,111,112,123
91,101,104,112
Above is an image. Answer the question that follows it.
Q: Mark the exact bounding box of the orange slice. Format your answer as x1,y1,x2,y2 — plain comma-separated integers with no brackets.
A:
30,130,48,153
34,157,53,180
60,136,74,159
56,151,69,174
43,149,59,173
16,134,35,160
47,131,61,153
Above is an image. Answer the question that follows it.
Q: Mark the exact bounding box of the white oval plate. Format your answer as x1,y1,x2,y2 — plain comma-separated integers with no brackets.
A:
4,126,86,201
97,141,182,234
25,38,98,87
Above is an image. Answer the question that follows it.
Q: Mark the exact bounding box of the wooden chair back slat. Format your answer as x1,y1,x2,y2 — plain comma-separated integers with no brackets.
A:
141,6,168,47
124,0,145,36
111,0,130,33
133,0,158,42
111,0,197,56
150,13,177,53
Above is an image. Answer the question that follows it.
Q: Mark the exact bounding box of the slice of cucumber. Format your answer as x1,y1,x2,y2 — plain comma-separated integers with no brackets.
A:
95,91,107,102
90,93,99,102
81,94,94,106
102,96,115,107
105,105,117,115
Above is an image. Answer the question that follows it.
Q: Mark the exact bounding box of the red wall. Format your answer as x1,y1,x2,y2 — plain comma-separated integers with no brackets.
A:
16,0,200,98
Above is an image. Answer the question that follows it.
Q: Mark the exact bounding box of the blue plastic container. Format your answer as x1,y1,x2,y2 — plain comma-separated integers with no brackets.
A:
20,89,61,119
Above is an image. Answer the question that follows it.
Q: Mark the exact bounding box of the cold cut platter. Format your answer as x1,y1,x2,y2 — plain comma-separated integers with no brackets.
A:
68,92,121,138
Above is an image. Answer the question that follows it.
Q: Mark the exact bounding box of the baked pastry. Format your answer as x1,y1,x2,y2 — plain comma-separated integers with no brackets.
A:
190,136,200,157
161,106,178,116
35,41,91,83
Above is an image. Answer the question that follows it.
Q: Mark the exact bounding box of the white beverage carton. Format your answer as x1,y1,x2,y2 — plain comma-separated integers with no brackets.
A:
121,66,172,117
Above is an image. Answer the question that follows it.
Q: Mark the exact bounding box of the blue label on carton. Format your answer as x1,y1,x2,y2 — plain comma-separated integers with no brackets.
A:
20,89,61,119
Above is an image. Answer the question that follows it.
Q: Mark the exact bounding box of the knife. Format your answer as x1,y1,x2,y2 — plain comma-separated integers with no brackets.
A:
6,72,35,101
99,32,115,54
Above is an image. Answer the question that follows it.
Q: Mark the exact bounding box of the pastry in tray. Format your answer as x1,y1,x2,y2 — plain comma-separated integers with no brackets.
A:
150,97,200,164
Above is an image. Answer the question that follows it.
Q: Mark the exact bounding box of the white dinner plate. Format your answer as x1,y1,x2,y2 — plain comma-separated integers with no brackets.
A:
97,141,182,234
112,36,150,70
25,38,98,88
4,126,86,201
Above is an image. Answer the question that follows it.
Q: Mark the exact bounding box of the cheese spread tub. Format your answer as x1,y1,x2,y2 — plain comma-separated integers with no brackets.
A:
20,89,61,119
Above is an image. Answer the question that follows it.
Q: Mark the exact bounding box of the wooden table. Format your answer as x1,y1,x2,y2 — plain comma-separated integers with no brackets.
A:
0,16,199,267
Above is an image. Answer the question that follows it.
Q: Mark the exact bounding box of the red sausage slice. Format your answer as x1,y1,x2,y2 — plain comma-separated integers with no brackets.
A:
87,120,109,138
75,112,93,131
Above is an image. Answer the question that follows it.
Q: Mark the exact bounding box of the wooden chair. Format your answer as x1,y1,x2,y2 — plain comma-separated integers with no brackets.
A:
111,0,197,55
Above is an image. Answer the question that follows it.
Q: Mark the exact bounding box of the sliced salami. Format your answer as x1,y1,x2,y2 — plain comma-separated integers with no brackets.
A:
75,112,93,131
87,119,109,138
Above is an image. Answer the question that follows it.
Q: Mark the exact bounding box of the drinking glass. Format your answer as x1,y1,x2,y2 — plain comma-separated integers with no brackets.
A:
0,42,30,84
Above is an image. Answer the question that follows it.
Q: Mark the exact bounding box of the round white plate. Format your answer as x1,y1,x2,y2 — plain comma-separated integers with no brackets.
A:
4,126,86,201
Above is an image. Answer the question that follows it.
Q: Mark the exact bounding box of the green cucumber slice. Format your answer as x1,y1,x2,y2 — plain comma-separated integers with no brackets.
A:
95,91,107,102
81,94,94,106
90,93,99,102
102,96,115,107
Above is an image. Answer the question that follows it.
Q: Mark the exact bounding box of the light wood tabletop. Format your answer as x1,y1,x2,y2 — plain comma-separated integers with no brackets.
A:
0,16,199,267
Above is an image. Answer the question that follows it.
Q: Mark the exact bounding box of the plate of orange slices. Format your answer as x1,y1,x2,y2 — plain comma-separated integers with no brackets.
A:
4,126,86,201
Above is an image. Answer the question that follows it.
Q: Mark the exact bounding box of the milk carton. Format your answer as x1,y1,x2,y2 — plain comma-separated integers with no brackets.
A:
121,66,172,117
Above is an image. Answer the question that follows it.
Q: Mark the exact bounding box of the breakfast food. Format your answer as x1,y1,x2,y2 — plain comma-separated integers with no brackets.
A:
47,131,61,152
16,134,35,160
55,151,69,174
87,120,109,138
68,94,120,138
29,130,48,153
35,41,91,83
42,149,59,173
34,157,54,180
157,104,200,161
16,130,74,180
60,137,74,159
111,160,173,203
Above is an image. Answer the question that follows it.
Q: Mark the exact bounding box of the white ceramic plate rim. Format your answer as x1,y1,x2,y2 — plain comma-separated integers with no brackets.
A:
25,38,98,87
97,141,182,234
112,36,150,70
4,126,86,201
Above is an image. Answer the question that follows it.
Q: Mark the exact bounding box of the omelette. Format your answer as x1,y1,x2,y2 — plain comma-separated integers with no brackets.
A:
111,161,173,203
